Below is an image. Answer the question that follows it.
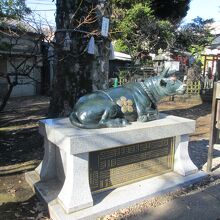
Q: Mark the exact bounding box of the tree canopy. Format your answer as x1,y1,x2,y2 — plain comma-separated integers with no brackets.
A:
112,1,182,57
112,0,191,23
113,3,175,57
151,0,191,23
175,17,214,53
0,0,31,19
112,0,213,60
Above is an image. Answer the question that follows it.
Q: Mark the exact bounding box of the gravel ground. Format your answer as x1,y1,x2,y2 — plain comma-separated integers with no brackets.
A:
0,96,218,220
99,175,220,220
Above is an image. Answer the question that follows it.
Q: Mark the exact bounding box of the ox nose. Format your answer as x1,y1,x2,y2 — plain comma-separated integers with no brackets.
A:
182,84,187,93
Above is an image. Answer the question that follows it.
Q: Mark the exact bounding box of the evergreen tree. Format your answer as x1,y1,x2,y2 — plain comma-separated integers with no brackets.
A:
175,17,214,54
112,0,191,22
0,0,31,19
151,0,191,23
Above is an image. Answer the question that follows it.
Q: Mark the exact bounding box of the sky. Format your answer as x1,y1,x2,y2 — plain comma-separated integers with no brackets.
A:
26,0,220,27
26,0,56,26
184,0,220,23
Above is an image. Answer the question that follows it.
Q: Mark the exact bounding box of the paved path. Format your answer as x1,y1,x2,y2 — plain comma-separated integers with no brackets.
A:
133,143,220,220
134,183,220,220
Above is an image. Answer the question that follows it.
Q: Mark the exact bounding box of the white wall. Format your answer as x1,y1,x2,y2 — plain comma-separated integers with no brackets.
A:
7,57,41,97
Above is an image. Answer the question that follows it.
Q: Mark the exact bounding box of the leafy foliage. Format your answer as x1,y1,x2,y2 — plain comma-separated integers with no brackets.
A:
175,17,214,53
0,0,31,19
112,0,213,62
112,0,190,22
112,0,152,9
112,3,176,57
151,0,191,23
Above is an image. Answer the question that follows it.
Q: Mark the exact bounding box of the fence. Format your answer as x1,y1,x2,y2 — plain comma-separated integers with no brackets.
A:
118,77,129,86
186,81,201,95
116,76,203,97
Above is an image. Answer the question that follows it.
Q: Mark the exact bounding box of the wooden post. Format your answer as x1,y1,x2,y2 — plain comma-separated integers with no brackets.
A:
203,55,207,76
207,81,220,172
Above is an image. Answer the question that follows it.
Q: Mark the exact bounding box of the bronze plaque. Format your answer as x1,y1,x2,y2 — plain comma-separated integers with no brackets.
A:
89,137,174,193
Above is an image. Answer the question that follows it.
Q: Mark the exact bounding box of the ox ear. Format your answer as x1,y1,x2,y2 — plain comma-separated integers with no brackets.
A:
160,68,178,78
160,79,167,87
160,67,170,78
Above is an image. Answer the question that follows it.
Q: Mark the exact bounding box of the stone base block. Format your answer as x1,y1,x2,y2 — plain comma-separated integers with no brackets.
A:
25,114,201,219
26,170,207,220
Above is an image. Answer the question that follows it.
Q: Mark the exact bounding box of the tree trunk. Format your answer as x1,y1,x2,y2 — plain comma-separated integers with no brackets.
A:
48,0,112,117
0,85,14,112
0,76,14,112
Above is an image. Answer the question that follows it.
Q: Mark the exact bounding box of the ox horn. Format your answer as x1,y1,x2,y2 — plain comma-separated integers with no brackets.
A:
160,67,170,77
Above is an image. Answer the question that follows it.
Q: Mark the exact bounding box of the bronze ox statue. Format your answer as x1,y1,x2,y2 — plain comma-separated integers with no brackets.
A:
69,69,186,129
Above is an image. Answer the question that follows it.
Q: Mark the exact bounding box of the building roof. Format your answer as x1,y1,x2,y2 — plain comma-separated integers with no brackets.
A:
212,35,220,45
205,22,220,51
208,35,220,50
203,48,220,55
0,18,38,34
113,51,131,61
209,22,220,35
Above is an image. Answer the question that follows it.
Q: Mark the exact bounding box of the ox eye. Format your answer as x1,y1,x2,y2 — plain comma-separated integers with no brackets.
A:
160,79,167,87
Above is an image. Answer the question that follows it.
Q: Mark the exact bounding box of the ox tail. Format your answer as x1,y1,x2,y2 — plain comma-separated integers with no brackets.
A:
69,112,101,129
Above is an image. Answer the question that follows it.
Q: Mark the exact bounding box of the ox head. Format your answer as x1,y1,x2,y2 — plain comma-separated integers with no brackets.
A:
159,76,186,96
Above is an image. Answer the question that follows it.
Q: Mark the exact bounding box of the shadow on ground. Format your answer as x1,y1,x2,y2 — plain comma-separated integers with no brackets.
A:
0,128,44,167
160,102,211,120
0,96,49,167
0,195,49,220
189,139,209,170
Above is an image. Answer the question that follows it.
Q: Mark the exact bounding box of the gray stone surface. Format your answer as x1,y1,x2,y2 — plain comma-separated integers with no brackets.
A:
174,135,198,176
26,170,207,220
39,114,195,154
57,152,93,214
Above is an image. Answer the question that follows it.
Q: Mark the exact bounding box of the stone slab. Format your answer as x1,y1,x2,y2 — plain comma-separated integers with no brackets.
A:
39,114,195,155
25,171,207,220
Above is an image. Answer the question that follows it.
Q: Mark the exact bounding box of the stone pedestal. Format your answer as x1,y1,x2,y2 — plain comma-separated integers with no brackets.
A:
26,114,206,220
